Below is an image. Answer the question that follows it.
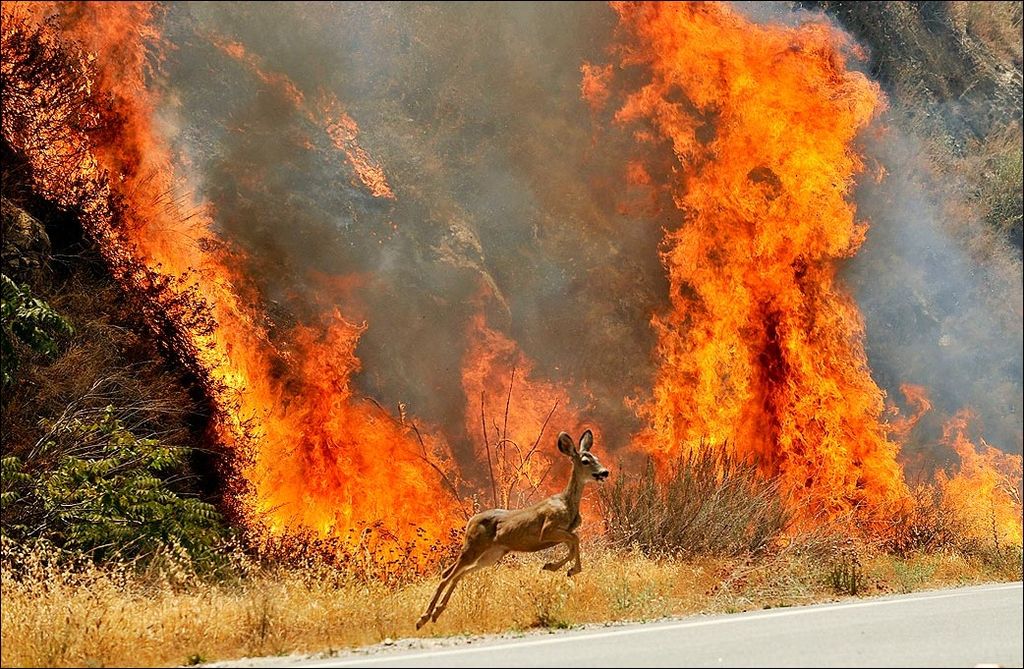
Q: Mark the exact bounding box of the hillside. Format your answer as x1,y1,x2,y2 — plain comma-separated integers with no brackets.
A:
1,2,1021,667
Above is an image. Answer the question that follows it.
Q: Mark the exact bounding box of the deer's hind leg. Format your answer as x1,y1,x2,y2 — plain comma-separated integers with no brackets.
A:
431,546,506,622
417,549,475,630
418,514,503,629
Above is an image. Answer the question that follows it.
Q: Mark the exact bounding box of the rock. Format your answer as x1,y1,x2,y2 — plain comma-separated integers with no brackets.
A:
1,198,51,282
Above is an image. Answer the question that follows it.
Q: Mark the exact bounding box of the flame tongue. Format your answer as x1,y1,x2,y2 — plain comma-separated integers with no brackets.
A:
208,33,396,200
598,2,907,520
938,411,1023,547
2,1,456,555
460,304,586,508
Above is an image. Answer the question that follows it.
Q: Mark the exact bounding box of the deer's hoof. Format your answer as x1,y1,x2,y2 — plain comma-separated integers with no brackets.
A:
542,562,560,572
567,566,581,577
415,615,430,630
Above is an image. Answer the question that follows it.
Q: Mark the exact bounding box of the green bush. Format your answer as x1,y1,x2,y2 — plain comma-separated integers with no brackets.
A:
1,273,73,385
1,406,224,563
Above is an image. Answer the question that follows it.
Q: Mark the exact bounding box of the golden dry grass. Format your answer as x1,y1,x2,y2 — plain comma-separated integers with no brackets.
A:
2,539,1020,668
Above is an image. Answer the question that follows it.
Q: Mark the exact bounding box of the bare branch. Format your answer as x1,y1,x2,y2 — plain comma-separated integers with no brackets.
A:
411,423,470,521
480,391,497,509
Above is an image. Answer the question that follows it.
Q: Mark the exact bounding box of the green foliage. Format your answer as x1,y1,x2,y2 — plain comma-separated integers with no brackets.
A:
890,558,935,594
0,455,32,511
1,273,73,385
1,407,224,563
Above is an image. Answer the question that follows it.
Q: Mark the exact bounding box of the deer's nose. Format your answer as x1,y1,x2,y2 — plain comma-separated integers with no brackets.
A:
595,469,610,481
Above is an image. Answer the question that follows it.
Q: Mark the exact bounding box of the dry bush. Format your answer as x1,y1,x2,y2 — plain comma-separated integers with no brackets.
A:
879,480,1022,586
245,525,463,588
954,123,1024,248
599,450,789,558
0,266,211,461
885,482,1022,561
885,484,972,555
0,8,106,213
949,1,1024,66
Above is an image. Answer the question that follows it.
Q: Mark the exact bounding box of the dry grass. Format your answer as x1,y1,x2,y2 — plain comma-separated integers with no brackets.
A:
599,451,788,558
949,1,1024,66
2,538,1019,668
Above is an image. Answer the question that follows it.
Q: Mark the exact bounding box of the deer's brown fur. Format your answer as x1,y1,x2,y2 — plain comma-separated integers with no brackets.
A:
416,430,609,629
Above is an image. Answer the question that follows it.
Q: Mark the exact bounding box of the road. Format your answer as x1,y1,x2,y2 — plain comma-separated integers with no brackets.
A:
292,582,1022,668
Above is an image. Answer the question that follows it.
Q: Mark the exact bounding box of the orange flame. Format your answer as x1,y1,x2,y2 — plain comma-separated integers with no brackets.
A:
5,0,1020,553
2,1,452,557
460,302,586,509
596,2,907,523
580,62,613,114
208,33,396,199
887,383,933,443
937,411,1023,547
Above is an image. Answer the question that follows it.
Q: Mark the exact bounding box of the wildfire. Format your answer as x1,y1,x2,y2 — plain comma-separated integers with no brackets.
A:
208,33,396,200
3,0,1020,554
938,411,1023,547
590,2,907,522
887,383,933,443
460,302,587,510
2,1,453,556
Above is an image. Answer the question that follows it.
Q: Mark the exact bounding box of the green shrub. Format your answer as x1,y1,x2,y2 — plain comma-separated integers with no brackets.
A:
1,273,73,385
1,406,223,564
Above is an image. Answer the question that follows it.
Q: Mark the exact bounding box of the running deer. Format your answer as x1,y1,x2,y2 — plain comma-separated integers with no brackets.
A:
416,429,609,629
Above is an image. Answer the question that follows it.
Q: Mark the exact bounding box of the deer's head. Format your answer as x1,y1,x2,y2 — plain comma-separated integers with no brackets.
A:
557,429,609,484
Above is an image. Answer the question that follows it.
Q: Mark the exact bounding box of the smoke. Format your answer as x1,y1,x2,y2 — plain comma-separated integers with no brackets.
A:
152,0,1019,484
848,126,1023,461
157,1,666,468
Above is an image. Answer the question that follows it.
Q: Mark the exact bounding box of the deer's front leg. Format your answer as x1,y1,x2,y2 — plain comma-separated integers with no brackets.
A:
566,533,582,577
539,528,580,576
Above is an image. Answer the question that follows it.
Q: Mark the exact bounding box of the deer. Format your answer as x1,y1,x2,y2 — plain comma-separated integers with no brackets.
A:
416,429,609,629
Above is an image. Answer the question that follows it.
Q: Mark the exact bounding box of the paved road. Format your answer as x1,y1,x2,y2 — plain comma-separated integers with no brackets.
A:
295,582,1022,668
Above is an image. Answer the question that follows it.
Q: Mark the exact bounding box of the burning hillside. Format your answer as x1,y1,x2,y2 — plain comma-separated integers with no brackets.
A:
1,1,1020,553
1,1,460,557
587,2,906,524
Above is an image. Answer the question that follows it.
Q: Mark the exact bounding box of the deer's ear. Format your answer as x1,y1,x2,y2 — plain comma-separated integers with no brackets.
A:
557,432,577,457
579,429,594,452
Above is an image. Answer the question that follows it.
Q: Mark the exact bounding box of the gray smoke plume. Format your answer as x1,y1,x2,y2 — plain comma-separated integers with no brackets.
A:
848,125,1023,463
155,1,1020,478
160,2,664,468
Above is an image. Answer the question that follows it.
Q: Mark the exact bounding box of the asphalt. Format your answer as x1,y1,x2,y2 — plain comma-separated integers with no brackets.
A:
292,582,1023,668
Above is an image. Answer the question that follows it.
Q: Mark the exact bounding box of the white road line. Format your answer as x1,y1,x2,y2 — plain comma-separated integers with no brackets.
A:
303,582,1023,667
